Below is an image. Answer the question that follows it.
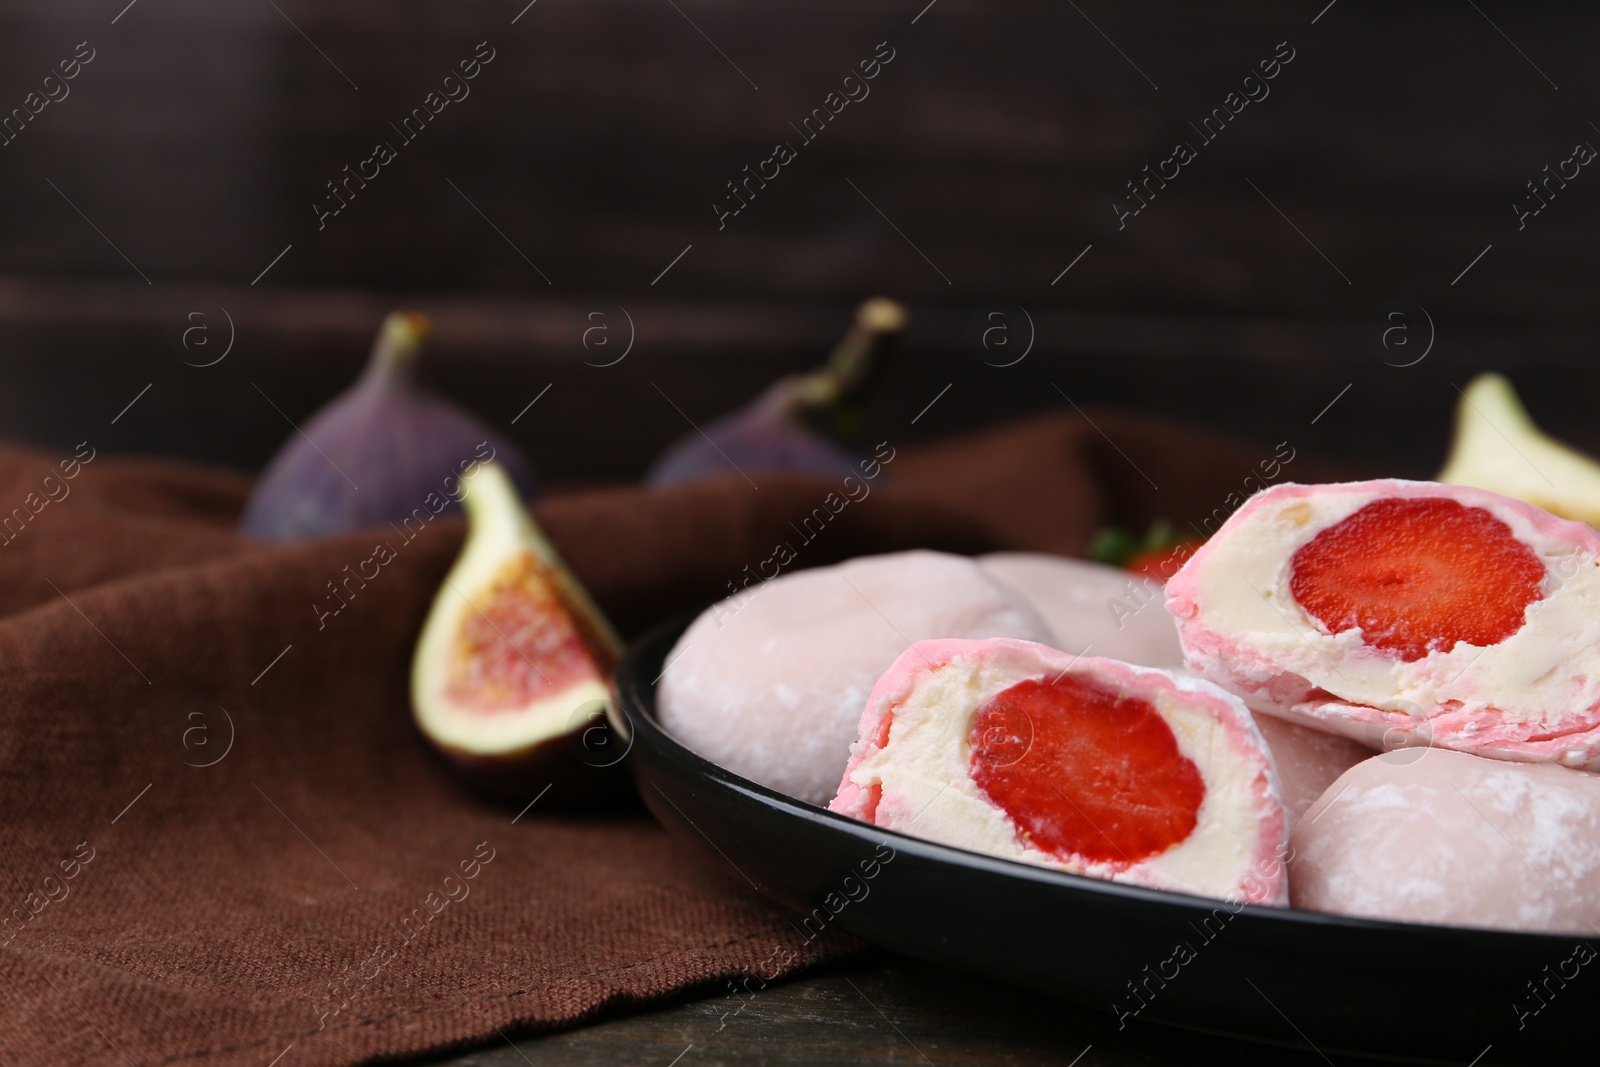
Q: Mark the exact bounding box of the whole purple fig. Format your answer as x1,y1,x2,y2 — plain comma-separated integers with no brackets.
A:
240,311,538,540
646,297,907,487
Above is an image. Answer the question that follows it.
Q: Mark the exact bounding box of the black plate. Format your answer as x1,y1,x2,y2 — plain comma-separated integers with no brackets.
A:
618,615,1587,1064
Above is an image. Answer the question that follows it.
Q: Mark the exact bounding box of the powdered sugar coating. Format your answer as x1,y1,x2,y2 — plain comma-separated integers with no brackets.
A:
1292,748,1600,933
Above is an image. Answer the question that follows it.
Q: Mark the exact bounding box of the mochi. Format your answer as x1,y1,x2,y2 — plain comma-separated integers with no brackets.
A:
830,638,1289,904
1167,479,1600,769
978,552,1185,668
1250,713,1370,828
1292,748,1600,934
657,551,1052,805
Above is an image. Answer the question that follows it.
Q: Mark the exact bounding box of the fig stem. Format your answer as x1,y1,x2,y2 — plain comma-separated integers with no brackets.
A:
793,296,908,411
367,310,432,377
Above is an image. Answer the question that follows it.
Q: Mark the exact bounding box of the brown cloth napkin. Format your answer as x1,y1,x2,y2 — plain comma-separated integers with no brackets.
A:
0,412,1349,1066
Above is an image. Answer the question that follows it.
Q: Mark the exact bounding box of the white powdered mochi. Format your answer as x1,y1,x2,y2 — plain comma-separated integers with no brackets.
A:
978,553,1185,669
1292,748,1600,934
657,550,1053,805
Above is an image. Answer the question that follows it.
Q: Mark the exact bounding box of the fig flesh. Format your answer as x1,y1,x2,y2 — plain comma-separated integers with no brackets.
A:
241,311,537,540
646,297,907,486
411,462,623,800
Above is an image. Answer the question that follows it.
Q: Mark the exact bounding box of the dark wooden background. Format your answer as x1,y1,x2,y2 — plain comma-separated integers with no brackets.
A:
1,0,1596,485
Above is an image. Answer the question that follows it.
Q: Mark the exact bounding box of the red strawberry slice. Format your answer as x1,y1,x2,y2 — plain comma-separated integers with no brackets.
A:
968,673,1205,866
1288,497,1545,662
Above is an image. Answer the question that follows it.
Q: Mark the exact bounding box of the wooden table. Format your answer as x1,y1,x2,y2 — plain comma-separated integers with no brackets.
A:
419,959,1349,1067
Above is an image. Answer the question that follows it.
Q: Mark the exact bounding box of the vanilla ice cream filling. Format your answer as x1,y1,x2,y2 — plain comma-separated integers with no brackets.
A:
847,650,1270,899
1194,489,1600,730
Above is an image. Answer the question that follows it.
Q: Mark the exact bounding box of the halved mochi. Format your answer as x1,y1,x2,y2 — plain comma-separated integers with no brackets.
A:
829,638,1288,904
411,462,623,797
1292,748,1600,934
1167,479,1600,769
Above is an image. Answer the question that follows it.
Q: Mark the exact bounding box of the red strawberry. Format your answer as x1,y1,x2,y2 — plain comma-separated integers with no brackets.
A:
1127,541,1200,583
969,673,1205,866
1288,497,1545,662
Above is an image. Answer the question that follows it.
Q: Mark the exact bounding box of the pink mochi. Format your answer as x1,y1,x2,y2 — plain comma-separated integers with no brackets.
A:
657,551,1052,805
977,553,1186,669
1292,748,1600,934
830,638,1289,905
1250,713,1370,828
1167,479,1600,769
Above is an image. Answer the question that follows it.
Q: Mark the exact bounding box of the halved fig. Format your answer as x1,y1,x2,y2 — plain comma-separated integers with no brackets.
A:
829,638,1288,905
411,462,623,800
1438,372,1600,527
1166,479,1600,769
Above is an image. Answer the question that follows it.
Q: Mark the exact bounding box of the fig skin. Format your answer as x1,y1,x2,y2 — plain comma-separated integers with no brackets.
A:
646,297,906,487
647,384,863,486
241,311,537,540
